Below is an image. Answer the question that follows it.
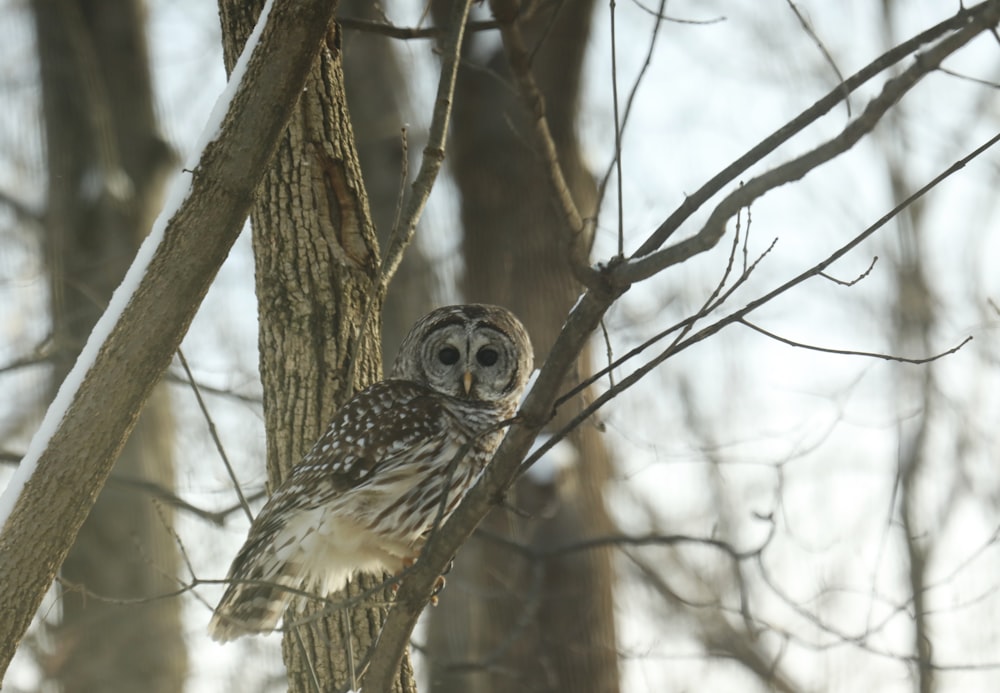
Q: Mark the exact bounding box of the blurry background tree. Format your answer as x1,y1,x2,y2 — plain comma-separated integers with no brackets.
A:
1,1,999,691
421,1,619,692
32,2,183,692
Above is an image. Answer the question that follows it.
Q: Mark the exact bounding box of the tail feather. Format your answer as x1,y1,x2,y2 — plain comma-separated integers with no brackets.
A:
208,573,298,642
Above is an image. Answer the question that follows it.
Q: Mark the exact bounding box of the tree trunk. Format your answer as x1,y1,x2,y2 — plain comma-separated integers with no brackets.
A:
217,3,417,691
426,1,620,691
34,2,185,690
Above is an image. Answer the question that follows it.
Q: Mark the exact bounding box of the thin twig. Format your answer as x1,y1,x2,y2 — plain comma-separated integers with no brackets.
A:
596,0,666,229
610,0,625,257
177,349,254,524
741,319,972,364
820,255,879,286
377,0,473,293
784,0,852,117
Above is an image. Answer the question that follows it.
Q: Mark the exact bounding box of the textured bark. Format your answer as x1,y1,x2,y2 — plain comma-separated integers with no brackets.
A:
426,1,620,691
34,2,184,690
0,0,337,679
217,3,417,691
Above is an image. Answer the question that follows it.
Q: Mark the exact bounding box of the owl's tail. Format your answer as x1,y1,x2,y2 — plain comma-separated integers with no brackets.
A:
207,567,299,642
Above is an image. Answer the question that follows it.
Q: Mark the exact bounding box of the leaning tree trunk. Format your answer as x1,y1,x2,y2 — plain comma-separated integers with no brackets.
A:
217,4,417,691
34,2,185,691
426,1,620,691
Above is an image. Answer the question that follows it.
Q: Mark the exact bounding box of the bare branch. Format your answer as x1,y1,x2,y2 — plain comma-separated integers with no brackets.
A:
621,6,1000,283
376,0,473,294
595,0,666,236
630,2,998,260
820,255,878,286
177,349,254,523
0,450,261,525
784,0,852,117
740,319,973,365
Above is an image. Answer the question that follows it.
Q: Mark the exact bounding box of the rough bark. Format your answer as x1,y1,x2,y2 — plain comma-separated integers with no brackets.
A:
34,2,183,690
0,0,338,679
426,1,620,691
217,3,417,691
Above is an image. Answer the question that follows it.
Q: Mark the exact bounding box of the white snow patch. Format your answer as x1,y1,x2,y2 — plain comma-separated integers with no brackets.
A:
191,0,273,162
518,369,541,407
524,433,579,484
0,0,275,534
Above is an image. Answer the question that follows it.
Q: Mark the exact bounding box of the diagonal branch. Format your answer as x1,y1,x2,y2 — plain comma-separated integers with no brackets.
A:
620,3,1000,283
0,0,339,677
362,287,625,690
630,0,999,260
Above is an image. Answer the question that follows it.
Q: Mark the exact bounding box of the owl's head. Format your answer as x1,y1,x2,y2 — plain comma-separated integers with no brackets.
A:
391,304,534,409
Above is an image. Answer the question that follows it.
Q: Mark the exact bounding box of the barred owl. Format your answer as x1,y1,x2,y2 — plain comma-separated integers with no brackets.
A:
208,304,533,641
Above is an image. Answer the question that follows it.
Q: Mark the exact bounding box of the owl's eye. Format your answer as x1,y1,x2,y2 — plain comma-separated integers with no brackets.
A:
438,346,461,365
476,347,499,367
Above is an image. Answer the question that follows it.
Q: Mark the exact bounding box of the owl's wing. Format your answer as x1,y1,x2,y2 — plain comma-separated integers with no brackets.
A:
259,380,451,516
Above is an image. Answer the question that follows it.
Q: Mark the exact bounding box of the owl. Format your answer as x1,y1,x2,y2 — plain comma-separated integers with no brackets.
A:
208,304,533,641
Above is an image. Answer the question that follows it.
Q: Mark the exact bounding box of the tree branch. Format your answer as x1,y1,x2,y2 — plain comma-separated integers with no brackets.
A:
620,4,1000,283
630,1,999,260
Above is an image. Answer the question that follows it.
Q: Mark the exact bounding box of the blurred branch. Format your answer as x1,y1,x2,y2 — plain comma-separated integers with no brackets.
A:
490,0,598,285
0,451,261,525
475,525,774,562
628,550,802,693
631,0,726,25
784,0,852,117
0,189,42,226
163,371,262,405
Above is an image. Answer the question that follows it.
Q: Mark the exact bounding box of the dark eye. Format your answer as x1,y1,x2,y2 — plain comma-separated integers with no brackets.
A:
438,346,460,365
476,347,499,367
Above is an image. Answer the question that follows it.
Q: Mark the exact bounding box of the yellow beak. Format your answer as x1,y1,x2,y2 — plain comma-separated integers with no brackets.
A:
462,371,473,395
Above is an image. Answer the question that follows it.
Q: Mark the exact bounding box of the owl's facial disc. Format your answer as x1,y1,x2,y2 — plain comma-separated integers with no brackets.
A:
412,322,518,403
